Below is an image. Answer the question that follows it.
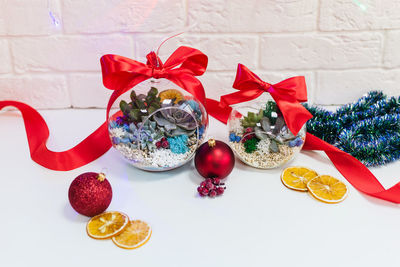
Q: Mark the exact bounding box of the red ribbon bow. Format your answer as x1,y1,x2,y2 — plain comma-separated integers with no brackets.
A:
101,46,208,120
220,64,312,135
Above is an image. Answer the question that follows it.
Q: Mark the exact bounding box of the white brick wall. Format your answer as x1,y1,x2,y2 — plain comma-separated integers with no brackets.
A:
0,0,399,109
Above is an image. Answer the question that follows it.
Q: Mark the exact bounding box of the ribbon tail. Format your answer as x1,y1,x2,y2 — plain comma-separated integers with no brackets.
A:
273,76,308,102
0,101,111,171
272,95,313,136
205,98,232,124
268,80,312,136
303,133,400,203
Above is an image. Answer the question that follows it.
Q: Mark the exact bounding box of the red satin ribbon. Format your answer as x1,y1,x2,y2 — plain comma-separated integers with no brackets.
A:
219,64,312,135
0,101,111,171
303,133,400,203
0,46,215,171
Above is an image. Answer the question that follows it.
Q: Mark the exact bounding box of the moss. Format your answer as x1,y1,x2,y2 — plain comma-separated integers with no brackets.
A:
244,137,260,153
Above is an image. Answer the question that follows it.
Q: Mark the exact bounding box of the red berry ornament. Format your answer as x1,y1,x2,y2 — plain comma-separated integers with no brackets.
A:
197,176,226,198
195,139,235,179
68,172,112,217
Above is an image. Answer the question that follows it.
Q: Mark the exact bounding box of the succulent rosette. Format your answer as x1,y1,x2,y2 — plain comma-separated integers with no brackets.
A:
153,102,198,137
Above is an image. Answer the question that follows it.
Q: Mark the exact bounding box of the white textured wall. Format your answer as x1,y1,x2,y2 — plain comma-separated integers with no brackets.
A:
0,0,399,109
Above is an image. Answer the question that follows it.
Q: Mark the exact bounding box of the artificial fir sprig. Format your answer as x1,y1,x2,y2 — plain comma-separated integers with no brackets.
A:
304,91,400,166
337,114,400,166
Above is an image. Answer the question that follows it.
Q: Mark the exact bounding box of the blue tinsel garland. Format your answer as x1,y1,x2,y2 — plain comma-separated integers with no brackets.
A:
304,91,400,167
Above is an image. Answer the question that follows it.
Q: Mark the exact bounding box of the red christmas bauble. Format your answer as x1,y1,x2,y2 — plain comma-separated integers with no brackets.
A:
68,172,112,217
195,139,235,179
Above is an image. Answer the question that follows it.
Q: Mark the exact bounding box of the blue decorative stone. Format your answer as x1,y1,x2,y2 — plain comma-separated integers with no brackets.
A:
112,137,120,145
197,125,205,139
168,135,189,154
186,100,202,118
123,124,130,132
235,135,241,142
229,132,236,142
121,137,130,144
288,140,297,147
295,137,304,147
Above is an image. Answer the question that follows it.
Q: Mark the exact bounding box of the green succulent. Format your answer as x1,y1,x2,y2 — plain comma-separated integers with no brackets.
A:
241,109,263,128
123,118,163,151
254,116,296,153
119,87,162,123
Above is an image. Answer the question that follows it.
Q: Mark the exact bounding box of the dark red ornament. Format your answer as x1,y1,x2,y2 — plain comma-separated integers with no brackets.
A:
194,139,235,179
68,172,112,217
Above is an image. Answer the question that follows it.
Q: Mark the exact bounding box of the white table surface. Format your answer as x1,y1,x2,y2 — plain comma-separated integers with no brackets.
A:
1,109,400,267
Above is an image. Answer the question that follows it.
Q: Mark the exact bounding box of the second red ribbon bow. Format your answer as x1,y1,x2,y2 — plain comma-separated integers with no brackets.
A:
219,64,312,135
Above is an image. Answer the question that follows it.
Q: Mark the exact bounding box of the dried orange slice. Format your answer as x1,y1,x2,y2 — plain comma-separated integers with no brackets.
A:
281,166,319,191
159,89,184,103
307,175,348,203
112,220,152,250
86,211,129,239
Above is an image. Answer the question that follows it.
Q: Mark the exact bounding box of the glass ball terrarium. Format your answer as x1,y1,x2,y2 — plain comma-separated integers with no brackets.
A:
227,100,306,169
108,81,208,171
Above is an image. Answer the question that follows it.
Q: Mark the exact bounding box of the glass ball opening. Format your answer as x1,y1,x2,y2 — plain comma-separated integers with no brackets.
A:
108,85,208,171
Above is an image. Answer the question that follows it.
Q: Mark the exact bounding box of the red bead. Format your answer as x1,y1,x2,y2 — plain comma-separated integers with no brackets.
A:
213,178,221,185
216,187,225,195
156,141,162,148
194,140,235,179
201,187,209,195
209,190,217,197
161,140,169,149
245,127,253,133
205,181,215,190
68,172,112,217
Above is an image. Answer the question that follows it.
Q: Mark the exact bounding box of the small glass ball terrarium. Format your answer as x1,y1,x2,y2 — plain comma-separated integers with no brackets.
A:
108,85,208,171
228,100,306,169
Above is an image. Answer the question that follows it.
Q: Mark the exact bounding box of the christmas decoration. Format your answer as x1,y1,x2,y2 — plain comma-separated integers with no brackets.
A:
280,166,347,204
197,178,226,198
280,166,318,192
86,211,152,250
86,211,129,239
307,175,348,204
224,64,309,169
194,139,235,179
68,172,112,217
304,91,400,166
103,47,212,172
112,220,152,250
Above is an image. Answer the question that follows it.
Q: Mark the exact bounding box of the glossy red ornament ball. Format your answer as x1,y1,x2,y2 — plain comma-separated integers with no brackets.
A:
68,172,112,217
195,139,235,179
